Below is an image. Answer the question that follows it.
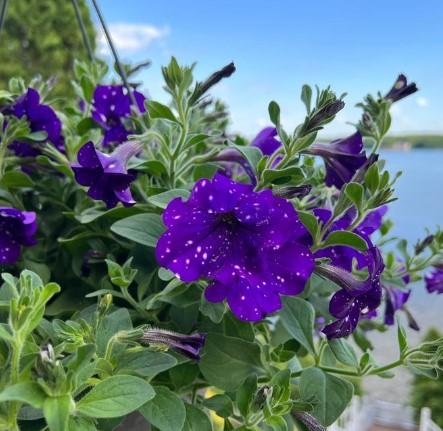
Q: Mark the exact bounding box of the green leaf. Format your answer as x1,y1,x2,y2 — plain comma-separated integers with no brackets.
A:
328,338,359,368
397,323,408,356
0,382,46,408
186,133,208,148
111,213,165,247
169,363,200,389
43,395,72,431
147,100,177,122
231,144,262,175
199,297,226,323
68,417,98,431
301,84,313,113
0,171,34,188
0,323,12,342
203,394,233,418
199,333,263,391
148,189,190,209
77,375,155,418
300,368,353,426
364,163,380,194
266,415,288,431
139,386,186,431
279,297,316,355
75,206,145,224
77,118,99,135
237,374,257,417
323,231,368,252
268,101,281,126
182,404,212,431
262,167,304,184
96,308,132,357
115,349,177,379
133,160,167,176
298,211,319,240
344,182,364,210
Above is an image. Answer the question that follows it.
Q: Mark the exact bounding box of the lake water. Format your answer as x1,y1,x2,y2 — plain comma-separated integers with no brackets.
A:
364,150,443,402
381,150,443,309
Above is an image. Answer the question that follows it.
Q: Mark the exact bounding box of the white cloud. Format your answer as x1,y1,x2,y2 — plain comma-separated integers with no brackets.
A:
97,23,169,55
416,96,429,108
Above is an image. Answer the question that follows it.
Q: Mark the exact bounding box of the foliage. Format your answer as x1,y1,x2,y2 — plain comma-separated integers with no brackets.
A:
0,57,441,431
0,0,95,97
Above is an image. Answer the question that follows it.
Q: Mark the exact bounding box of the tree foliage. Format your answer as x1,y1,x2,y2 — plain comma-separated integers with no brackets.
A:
0,0,95,97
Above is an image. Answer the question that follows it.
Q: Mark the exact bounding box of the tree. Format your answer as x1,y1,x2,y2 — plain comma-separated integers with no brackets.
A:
0,0,95,96
410,328,443,427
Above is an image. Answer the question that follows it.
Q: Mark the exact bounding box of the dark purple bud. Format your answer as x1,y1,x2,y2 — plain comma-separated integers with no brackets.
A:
141,327,206,361
305,99,345,133
252,386,272,411
384,74,418,103
190,62,236,105
404,307,420,331
293,411,326,431
275,185,312,199
414,234,434,255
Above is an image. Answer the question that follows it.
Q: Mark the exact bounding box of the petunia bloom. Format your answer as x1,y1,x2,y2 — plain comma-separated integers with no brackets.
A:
384,74,418,103
251,127,281,156
306,132,368,189
92,85,146,147
156,173,315,321
317,246,385,339
425,266,443,294
71,141,140,208
383,285,411,326
9,88,65,157
140,327,206,361
0,207,37,264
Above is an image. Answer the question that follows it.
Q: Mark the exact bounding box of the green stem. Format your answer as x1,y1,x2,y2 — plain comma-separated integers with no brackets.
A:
7,340,23,431
368,359,403,375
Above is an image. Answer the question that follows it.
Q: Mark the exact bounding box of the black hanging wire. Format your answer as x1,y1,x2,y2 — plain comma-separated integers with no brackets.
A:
89,0,141,114
72,0,95,62
0,0,9,37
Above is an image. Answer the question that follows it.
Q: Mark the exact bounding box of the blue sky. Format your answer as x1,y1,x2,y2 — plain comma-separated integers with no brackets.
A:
97,0,443,137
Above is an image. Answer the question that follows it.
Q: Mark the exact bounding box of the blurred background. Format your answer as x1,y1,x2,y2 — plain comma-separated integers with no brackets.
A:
1,0,442,429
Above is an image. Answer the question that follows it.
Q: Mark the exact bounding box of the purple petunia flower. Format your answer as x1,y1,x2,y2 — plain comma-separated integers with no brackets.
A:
383,285,411,326
0,207,37,264
92,85,146,147
384,74,418,103
251,127,281,156
156,173,315,321
425,266,443,294
317,246,385,339
71,141,140,208
141,327,206,361
9,88,65,157
307,132,368,189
